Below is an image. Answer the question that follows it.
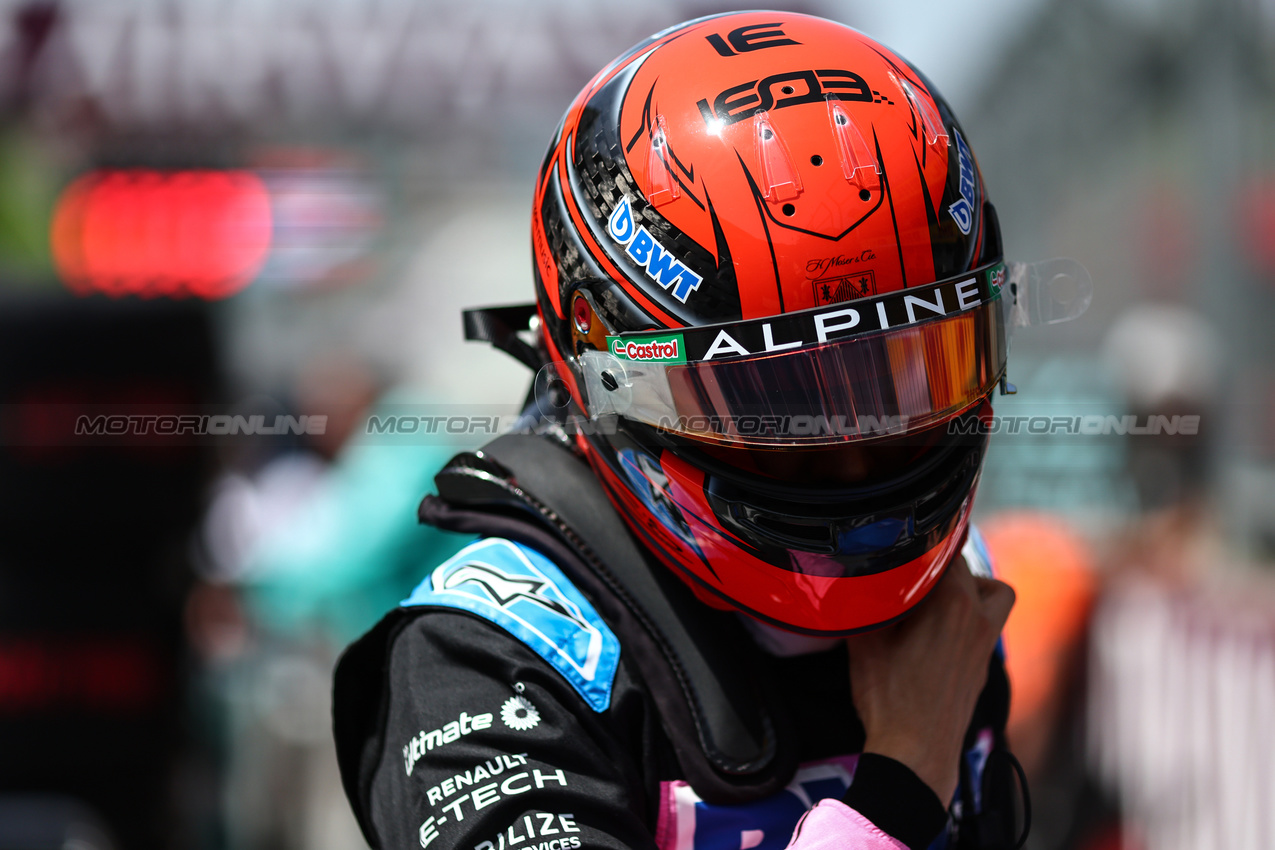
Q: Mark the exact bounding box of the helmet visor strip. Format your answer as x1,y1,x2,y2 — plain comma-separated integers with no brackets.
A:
571,262,1006,446
561,259,1090,447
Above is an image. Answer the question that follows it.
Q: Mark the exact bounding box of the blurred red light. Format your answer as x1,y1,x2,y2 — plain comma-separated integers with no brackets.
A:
52,169,272,299
1238,181,1275,278
0,638,162,713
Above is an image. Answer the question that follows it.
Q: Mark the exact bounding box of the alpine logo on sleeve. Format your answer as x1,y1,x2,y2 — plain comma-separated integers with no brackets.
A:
403,539,620,712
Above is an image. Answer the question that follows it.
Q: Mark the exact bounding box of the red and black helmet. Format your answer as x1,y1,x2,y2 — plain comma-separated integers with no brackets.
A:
530,12,1008,635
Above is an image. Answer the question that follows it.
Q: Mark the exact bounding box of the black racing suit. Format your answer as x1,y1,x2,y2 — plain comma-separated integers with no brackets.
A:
333,434,1019,850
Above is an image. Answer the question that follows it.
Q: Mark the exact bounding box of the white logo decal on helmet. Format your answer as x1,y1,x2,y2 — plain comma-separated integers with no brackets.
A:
947,129,977,235
607,196,704,303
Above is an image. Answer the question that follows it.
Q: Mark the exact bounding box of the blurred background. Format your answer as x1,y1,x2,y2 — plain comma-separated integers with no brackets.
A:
0,0,1272,848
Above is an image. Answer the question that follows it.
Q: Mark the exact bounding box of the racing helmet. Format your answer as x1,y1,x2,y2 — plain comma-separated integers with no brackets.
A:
525,11,1088,635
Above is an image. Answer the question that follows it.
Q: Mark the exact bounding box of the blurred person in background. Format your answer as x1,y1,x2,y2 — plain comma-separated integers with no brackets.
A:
189,352,471,850
330,12,1098,850
971,310,1242,850
1084,306,1275,850
1099,306,1222,583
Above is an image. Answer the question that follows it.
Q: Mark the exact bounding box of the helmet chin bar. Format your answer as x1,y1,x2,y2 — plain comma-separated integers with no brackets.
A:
704,444,982,578
606,410,988,578
584,413,984,635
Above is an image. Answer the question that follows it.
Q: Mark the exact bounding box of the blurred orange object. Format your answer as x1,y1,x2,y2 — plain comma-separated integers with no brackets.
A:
981,511,1097,776
52,169,272,299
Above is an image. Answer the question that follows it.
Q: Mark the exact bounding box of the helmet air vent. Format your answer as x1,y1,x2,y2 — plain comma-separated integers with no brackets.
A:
753,111,803,203
645,114,681,208
892,73,949,150
828,100,880,192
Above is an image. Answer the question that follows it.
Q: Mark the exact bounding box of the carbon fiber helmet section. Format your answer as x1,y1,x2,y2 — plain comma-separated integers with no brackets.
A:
531,12,1001,634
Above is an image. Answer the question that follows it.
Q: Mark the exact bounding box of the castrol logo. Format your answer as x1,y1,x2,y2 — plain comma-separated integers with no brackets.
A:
614,338,678,361
608,334,686,363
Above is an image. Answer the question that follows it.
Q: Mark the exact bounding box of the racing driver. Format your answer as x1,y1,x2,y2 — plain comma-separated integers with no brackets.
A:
334,11,1088,850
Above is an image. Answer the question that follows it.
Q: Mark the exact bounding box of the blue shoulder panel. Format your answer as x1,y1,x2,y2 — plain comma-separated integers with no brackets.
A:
402,538,620,712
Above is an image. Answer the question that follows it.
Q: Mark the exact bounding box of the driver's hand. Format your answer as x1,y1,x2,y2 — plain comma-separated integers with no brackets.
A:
844,555,1015,803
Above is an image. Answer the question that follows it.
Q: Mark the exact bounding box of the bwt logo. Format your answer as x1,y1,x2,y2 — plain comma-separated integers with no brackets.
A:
607,196,703,303
947,129,977,235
